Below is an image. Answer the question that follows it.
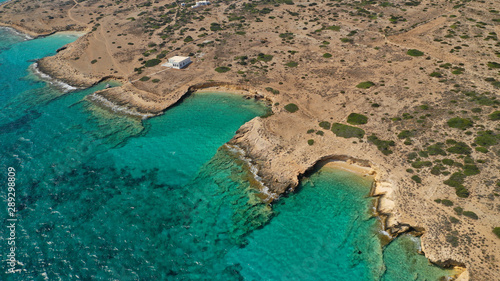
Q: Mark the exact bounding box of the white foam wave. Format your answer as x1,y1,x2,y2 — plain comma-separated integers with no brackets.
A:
0,26,33,40
30,63,78,93
379,230,392,239
224,143,279,201
87,93,156,119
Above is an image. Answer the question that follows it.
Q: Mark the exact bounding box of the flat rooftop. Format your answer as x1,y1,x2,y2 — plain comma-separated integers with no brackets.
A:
169,56,190,63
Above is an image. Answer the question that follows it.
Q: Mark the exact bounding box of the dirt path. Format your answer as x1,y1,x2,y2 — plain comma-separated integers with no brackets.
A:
67,0,86,26
386,15,466,64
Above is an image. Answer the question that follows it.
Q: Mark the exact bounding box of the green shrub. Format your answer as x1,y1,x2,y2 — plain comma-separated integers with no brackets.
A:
463,211,478,220
151,79,160,83
454,207,463,215
265,87,280,95
325,25,341,31
487,62,500,68
442,159,454,166
411,175,422,183
489,110,500,120
407,153,418,161
285,61,298,67
446,235,459,247
323,53,333,58
463,164,480,176
284,103,299,113
356,81,375,89
319,121,331,130
444,172,466,188
184,36,193,42
331,123,365,138
215,66,231,73
368,134,395,155
493,227,500,239
257,53,273,62
447,117,473,129
427,144,447,156
407,49,424,56
316,131,324,136
471,107,482,113
431,164,445,175
412,161,432,168
91,59,98,64
398,130,414,139
144,59,161,67
455,186,470,198
475,147,489,153
430,71,442,77
450,216,460,223
474,131,498,147
447,142,472,155
347,113,368,125
308,139,314,145
441,199,454,206
139,76,150,81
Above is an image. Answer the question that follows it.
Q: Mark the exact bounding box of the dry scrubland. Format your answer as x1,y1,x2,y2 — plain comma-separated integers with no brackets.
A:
1,0,500,279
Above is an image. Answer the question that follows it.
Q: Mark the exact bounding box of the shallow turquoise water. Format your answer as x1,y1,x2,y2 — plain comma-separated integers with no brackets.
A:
0,28,455,280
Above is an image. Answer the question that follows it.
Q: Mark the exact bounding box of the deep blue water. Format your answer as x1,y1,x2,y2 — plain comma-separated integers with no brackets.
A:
0,27,456,280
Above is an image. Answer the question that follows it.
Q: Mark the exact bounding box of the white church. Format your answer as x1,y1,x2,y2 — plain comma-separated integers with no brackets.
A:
162,56,192,69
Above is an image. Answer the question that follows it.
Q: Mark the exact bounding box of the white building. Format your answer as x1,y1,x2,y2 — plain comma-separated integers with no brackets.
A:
191,1,210,8
162,56,192,69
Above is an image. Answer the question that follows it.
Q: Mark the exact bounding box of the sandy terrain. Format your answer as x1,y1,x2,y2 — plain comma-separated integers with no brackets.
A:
1,0,500,279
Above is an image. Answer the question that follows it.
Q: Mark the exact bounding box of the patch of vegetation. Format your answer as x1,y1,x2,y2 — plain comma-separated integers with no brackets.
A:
356,81,375,89
368,134,395,155
397,130,414,139
447,142,472,155
411,175,422,183
257,53,273,62
215,66,231,73
285,61,298,67
407,49,424,56
487,62,500,68
450,216,460,223
489,110,500,120
444,172,469,198
493,227,500,239
463,211,478,220
91,59,98,64
323,53,333,58
430,71,443,78
427,144,447,156
454,206,463,215
474,131,498,147
308,139,314,145
319,121,331,130
463,164,480,176
265,87,280,95
331,123,365,138
442,159,454,166
284,103,299,113
447,117,473,130
446,235,459,247
347,113,368,125
441,199,454,206
411,161,432,168
144,59,161,67
139,76,150,81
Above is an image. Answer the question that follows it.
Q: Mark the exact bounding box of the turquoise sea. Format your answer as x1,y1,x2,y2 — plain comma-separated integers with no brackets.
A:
0,27,457,280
